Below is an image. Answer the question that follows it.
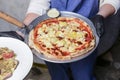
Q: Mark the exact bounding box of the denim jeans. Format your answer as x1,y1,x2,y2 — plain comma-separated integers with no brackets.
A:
45,50,97,80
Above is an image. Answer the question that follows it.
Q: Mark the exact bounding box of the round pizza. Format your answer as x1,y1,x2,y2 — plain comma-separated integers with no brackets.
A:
29,17,95,60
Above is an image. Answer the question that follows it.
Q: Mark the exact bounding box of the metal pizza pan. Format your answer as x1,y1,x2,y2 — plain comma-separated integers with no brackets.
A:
29,11,99,63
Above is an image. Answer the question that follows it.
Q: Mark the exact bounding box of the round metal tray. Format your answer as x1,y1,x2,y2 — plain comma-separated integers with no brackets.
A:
29,11,99,63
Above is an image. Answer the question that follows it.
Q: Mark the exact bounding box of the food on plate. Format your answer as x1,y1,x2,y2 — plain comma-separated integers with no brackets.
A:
29,17,95,60
0,47,19,80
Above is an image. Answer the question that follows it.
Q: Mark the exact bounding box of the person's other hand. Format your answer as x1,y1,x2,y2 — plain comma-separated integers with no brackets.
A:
0,31,24,41
90,15,104,37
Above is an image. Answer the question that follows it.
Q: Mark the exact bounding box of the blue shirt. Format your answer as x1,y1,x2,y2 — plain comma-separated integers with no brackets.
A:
50,0,99,18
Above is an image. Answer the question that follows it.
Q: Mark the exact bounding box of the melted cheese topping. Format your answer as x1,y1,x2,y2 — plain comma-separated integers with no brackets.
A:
33,17,95,57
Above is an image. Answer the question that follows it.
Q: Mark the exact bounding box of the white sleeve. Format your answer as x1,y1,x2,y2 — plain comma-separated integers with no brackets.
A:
100,0,120,13
26,0,50,15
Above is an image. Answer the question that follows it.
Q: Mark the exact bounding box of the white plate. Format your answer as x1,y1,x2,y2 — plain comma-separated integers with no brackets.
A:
0,37,33,80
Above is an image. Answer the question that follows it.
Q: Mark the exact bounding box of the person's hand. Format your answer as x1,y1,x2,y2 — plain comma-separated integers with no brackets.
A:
0,31,24,41
90,15,104,37
23,13,40,26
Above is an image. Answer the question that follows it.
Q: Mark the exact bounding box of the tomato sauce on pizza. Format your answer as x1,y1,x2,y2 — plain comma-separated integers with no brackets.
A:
29,17,95,60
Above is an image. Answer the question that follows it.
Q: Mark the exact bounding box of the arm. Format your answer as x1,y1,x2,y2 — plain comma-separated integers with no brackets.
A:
90,0,120,37
98,4,116,18
23,0,50,25
98,0,120,18
23,13,39,26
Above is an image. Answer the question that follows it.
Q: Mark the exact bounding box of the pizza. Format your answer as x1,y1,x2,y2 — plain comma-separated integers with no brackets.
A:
29,17,95,60
0,47,18,80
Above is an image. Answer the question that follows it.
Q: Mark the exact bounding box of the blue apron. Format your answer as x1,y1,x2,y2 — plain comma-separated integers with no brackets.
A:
50,0,99,18
46,0,99,80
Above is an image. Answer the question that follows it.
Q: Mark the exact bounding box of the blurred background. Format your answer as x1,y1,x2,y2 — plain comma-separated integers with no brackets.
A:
0,0,29,31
